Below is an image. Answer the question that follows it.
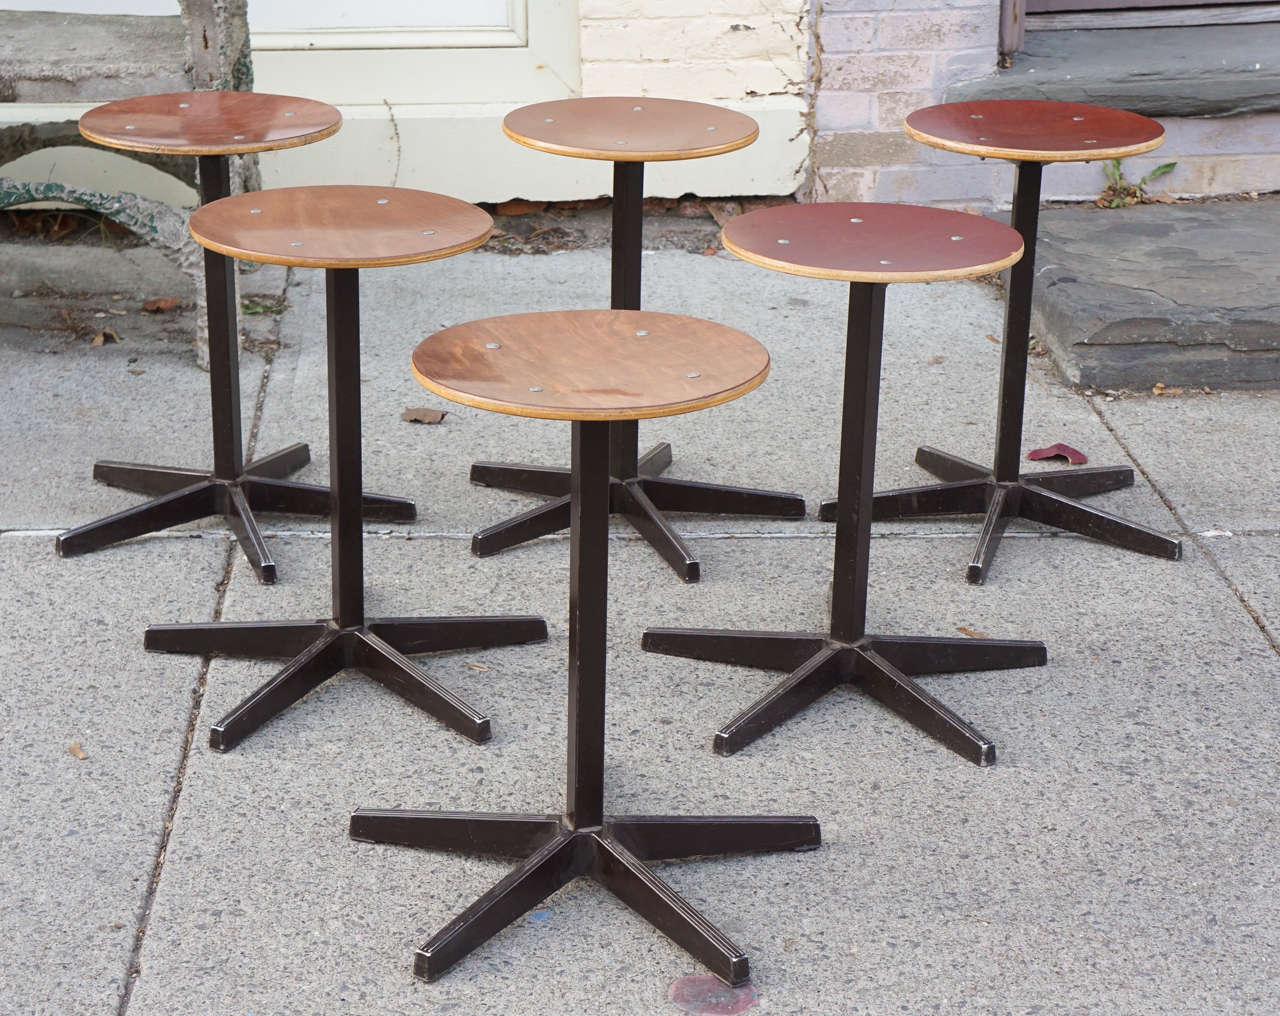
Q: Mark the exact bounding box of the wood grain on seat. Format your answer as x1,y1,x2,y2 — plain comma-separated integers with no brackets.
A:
411,310,770,421
722,202,1023,284
904,101,1164,163
188,186,492,269
503,97,757,163
80,91,341,156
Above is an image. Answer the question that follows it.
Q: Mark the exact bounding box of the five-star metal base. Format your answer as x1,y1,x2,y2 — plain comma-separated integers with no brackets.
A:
472,439,804,582
55,445,415,584
466,160,803,583
358,420,819,985
349,809,820,985
641,628,1044,765
840,445,1181,585
54,153,415,582
646,282,1048,765
834,159,1180,585
146,615,547,750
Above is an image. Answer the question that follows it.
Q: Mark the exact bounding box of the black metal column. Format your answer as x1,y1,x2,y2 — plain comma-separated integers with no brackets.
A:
567,420,611,830
196,154,244,482
326,268,364,629
609,160,644,478
830,283,885,644
992,160,1043,484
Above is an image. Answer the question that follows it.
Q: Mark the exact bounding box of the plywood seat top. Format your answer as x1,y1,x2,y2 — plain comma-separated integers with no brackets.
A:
188,186,492,269
722,202,1023,284
904,101,1165,163
503,97,758,163
411,310,770,421
79,91,341,156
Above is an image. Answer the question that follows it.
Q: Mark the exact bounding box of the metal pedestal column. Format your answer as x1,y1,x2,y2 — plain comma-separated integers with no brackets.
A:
468,161,806,583
144,269,547,751
55,154,416,583
645,283,1048,766
351,420,820,986
841,161,1182,584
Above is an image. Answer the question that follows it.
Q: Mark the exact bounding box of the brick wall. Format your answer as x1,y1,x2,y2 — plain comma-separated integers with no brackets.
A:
581,0,809,100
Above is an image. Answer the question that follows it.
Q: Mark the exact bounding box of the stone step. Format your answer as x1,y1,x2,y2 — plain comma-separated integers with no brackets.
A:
0,11,188,104
1032,197,1280,388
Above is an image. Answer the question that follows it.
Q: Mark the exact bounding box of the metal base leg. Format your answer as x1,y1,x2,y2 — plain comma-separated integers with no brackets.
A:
643,627,1046,766
469,439,805,582
58,442,417,582
860,445,1181,584
145,613,548,751
348,808,820,986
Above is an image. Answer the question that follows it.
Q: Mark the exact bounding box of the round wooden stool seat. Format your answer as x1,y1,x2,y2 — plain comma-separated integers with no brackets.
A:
722,201,1023,284
79,90,340,156
503,97,757,162
412,309,769,421
905,100,1164,163
188,186,492,269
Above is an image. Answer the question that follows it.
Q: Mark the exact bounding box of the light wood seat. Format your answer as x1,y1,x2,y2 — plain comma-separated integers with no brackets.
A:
412,309,769,421
503,96,757,162
79,90,341,156
905,100,1164,163
188,185,492,269
722,201,1023,284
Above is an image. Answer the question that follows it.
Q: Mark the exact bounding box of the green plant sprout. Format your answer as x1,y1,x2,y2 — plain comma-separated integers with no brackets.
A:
1098,159,1177,208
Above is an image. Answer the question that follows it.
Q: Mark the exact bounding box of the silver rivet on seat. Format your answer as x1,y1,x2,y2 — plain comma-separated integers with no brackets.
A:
880,259,892,265
529,385,543,392
377,198,389,204
124,125,136,130
635,330,648,336
545,117,555,123
951,235,963,241
850,217,863,223
233,134,245,140
1072,116,1085,121
249,209,262,215
633,105,643,111
485,342,501,349
178,102,190,109
686,371,701,378
777,238,790,244
290,241,303,247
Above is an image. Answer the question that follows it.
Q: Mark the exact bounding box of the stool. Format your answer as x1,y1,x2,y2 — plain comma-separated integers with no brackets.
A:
645,202,1049,766
352,309,820,985
468,97,806,582
860,100,1183,584
144,185,547,751
57,90,415,583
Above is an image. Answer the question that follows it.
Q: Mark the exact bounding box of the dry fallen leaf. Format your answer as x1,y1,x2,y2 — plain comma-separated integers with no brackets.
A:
90,329,121,346
68,742,88,760
128,368,146,376
401,407,447,425
928,354,945,365
701,247,717,256
1028,442,1088,466
142,297,181,313
985,333,1000,344
1152,382,1184,396
465,662,491,672
956,626,989,639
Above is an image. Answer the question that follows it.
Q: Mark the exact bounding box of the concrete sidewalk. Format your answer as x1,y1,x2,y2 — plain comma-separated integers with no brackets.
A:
1,243,1277,1015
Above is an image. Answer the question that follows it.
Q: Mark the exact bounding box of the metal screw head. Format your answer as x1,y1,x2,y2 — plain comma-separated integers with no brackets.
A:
290,241,303,247
485,342,501,349
706,125,717,131
178,102,190,109
284,111,296,117
686,371,701,378
1084,139,1097,144
544,117,555,123
632,105,643,111
950,235,963,241
777,238,790,245
124,125,136,130
635,330,648,337
377,198,389,204
970,113,983,119
1072,115,1085,121
249,208,262,215
879,259,892,265
233,134,245,140
614,140,626,145
850,217,863,223
978,137,991,142
422,230,436,236
529,385,543,392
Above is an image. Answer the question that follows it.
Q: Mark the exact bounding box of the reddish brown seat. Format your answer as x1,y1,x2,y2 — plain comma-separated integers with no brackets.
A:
146,186,547,756
870,100,1181,583
468,96,804,581
57,91,351,581
645,200,1047,768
